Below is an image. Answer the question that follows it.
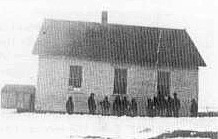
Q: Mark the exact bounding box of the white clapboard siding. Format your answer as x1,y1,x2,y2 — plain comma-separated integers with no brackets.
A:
35,55,198,116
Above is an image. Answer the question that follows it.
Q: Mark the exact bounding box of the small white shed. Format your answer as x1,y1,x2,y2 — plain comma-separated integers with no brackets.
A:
1,84,35,112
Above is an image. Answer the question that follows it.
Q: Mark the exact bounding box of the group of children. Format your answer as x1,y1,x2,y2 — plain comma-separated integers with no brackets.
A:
146,92,198,117
110,95,137,117
88,93,138,117
66,92,198,117
147,92,181,117
66,93,138,116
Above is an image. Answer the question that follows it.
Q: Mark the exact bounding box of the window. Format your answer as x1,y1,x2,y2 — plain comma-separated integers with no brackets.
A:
113,69,127,94
69,66,82,88
157,71,170,96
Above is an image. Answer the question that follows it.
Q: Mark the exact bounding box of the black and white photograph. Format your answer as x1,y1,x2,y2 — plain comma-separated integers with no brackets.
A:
0,0,217,138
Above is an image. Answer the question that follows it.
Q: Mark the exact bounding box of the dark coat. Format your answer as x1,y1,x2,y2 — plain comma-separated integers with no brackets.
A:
88,96,96,113
153,97,158,109
147,99,153,109
123,98,130,109
131,99,137,116
191,100,198,116
102,99,110,110
173,97,181,110
113,96,121,116
122,98,130,115
167,96,173,110
66,99,74,114
157,94,166,110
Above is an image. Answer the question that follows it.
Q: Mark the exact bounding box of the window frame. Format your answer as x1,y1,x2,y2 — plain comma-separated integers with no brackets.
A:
157,70,171,96
113,68,128,95
69,65,83,89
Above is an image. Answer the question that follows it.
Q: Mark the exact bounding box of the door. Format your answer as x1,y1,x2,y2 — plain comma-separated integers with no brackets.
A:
113,69,127,94
157,71,170,96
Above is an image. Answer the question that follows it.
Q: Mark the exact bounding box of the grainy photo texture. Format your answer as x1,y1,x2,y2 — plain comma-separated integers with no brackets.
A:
0,0,217,139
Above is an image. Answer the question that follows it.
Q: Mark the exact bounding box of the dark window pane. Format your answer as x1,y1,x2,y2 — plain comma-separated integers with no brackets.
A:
113,69,127,94
69,66,82,88
157,71,170,96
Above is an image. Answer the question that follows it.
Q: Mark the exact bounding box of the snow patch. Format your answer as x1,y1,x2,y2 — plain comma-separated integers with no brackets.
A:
0,109,218,139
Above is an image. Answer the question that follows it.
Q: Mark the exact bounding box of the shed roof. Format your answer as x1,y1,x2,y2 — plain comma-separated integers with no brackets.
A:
33,19,206,68
1,84,36,94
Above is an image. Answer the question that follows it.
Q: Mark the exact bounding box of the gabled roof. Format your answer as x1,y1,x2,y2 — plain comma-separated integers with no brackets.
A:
33,19,206,68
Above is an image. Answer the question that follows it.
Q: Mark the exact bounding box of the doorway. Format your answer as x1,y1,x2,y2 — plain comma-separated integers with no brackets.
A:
113,69,127,94
157,71,170,96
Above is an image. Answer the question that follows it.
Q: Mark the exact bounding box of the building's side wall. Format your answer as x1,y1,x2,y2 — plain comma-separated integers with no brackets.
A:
36,55,198,116
36,55,67,112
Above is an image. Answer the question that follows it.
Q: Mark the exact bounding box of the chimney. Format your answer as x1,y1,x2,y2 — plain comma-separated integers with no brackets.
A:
101,11,108,24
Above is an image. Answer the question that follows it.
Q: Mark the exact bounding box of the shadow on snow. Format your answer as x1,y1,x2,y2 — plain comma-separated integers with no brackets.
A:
149,130,218,139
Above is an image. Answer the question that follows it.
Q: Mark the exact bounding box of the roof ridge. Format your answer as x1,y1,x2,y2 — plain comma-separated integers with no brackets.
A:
44,18,186,31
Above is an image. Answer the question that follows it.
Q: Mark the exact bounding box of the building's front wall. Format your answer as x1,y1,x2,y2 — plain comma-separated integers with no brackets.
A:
1,92,16,109
171,69,198,116
36,55,115,113
127,66,156,116
36,55,198,116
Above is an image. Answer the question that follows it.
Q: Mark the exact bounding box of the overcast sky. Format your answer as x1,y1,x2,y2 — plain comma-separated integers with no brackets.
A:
0,0,217,111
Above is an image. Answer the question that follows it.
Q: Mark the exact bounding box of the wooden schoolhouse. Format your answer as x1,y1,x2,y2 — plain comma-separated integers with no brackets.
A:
32,11,206,116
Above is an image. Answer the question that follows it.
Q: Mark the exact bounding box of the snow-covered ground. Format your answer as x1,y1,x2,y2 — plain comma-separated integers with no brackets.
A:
0,109,217,139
